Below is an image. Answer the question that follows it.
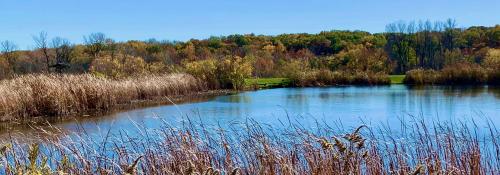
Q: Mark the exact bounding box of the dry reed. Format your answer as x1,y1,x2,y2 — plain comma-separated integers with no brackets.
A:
0,117,498,174
0,74,207,121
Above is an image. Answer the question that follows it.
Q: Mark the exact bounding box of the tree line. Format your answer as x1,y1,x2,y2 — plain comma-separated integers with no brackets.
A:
1,19,499,85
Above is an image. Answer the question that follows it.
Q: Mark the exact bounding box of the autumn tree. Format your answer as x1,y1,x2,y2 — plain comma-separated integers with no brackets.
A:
51,37,74,73
217,56,253,90
184,59,218,88
84,33,107,60
33,31,51,72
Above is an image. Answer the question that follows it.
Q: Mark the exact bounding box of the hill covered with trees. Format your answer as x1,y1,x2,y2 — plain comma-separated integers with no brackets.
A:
1,19,499,88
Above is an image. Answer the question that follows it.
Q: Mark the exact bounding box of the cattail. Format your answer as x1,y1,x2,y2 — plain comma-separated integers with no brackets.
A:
411,164,424,175
318,138,333,150
202,167,213,175
0,143,11,155
230,167,240,175
333,136,346,153
125,155,143,175
28,143,40,169
184,160,196,175
362,151,369,159
356,139,366,149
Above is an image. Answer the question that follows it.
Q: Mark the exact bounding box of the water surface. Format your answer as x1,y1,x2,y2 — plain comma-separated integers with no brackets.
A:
3,85,500,139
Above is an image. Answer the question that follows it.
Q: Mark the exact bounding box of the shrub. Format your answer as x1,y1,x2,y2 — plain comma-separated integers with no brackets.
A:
315,69,335,85
483,48,500,84
330,71,350,84
281,63,390,86
184,56,253,90
217,56,253,90
404,69,440,85
298,71,320,86
350,72,371,84
252,54,276,77
348,72,390,85
486,68,500,85
483,48,500,68
279,60,310,86
440,62,487,85
404,62,492,85
89,56,120,77
367,72,391,85
90,54,146,78
184,59,219,89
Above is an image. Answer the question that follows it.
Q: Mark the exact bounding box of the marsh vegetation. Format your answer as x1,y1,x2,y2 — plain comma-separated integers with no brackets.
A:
0,117,498,174
0,74,206,122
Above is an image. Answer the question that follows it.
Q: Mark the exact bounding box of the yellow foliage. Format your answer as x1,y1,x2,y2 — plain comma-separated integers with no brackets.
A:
262,44,276,53
483,48,500,69
184,59,218,88
147,62,170,74
335,44,392,73
183,57,253,89
218,56,253,90
90,54,146,78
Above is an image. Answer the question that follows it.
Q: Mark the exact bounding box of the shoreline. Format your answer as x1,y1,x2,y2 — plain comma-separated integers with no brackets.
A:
0,89,234,130
0,74,209,123
2,79,496,129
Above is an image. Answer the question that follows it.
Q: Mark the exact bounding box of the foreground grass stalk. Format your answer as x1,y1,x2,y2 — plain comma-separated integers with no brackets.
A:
0,118,498,174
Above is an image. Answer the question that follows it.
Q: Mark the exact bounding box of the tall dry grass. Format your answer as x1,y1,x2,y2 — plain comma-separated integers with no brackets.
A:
0,117,498,174
403,62,499,85
0,74,207,121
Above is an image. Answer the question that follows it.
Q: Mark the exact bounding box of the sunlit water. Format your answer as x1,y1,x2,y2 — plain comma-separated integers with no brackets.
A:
3,85,500,140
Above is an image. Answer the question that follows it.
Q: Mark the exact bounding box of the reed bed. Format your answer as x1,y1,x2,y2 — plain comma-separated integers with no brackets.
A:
0,74,207,121
403,62,500,85
0,117,498,174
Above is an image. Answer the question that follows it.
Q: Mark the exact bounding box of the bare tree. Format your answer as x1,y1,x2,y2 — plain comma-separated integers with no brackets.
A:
407,21,416,34
424,20,433,32
385,23,397,33
434,21,444,32
51,37,73,73
443,18,458,50
444,18,457,30
417,20,424,32
33,31,51,72
396,21,407,34
84,33,106,60
1,40,18,73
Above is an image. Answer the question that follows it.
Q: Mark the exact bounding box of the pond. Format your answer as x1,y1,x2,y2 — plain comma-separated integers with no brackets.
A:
3,85,500,140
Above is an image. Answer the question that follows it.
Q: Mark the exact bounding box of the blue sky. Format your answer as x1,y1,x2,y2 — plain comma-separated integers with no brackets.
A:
1,0,499,49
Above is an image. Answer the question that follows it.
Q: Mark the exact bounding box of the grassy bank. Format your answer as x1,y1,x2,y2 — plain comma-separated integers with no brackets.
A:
244,78,292,89
245,74,401,90
0,74,207,122
389,75,405,84
1,117,498,174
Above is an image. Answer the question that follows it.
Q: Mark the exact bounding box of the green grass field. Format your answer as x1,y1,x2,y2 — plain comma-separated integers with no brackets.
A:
244,78,292,89
246,75,405,89
389,75,405,84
